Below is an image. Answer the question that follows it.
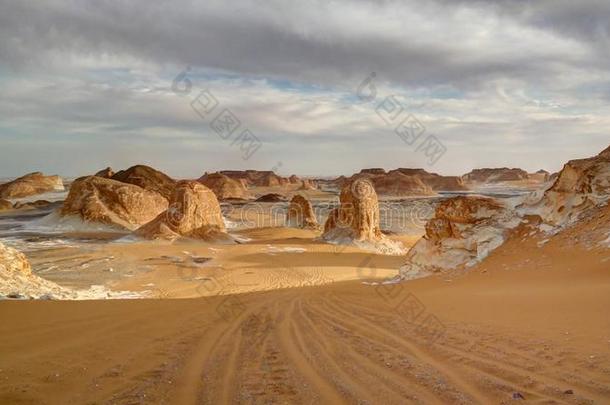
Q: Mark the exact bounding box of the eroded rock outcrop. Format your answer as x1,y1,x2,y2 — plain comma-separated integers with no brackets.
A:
111,165,176,200
255,193,286,202
60,176,168,230
198,172,249,200
136,181,229,241
0,241,69,299
462,168,529,183
400,196,519,278
322,179,404,254
389,168,468,191
0,172,64,199
219,170,290,187
520,145,610,227
286,195,319,229
298,179,317,190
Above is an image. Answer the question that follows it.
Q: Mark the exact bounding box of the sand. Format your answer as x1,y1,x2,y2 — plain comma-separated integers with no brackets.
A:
1,216,609,404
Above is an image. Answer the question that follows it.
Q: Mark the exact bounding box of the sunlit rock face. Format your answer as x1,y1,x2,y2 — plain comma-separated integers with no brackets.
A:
0,172,64,199
286,195,319,229
60,176,168,231
136,180,229,241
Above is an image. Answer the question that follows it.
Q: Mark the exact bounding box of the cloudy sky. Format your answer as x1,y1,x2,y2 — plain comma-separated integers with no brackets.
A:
0,0,609,178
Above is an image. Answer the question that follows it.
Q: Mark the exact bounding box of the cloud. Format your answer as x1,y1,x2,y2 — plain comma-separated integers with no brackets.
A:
0,0,608,177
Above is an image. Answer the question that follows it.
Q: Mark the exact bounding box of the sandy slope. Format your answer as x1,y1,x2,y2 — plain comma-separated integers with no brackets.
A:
1,212,609,404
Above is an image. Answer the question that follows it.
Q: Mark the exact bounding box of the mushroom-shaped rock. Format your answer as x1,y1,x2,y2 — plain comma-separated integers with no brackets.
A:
286,195,319,229
136,181,229,241
0,172,64,199
111,165,176,200
60,176,169,230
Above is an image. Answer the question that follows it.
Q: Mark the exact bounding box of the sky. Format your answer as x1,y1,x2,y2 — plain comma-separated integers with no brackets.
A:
0,0,609,178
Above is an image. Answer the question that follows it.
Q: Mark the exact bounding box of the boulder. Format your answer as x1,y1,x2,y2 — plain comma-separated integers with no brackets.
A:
0,172,64,199
111,165,176,200
60,176,168,230
400,196,519,278
136,181,229,241
198,172,249,200
286,195,319,229
289,175,301,184
322,178,404,254
94,167,115,178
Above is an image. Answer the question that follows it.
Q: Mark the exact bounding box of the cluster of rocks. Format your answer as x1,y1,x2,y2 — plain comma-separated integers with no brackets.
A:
219,170,316,190
399,144,610,279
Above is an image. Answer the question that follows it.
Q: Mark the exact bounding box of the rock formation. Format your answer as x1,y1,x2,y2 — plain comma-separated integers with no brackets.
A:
197,172,249,200
0,241,69,299
0,199,12,211
60,176,168,230
94,167,115,178
389,168,468,191
462,168,529,183
12,200,52,210
360,171,434,196
286,195,319,229
298,179,316,190
520,145,610,226
400,196,519,278
255,193,286,202
0,172,64,199
219,170,291,187
136,181,229,241
111,165,176,200
289,175,300,184
322,179,404,253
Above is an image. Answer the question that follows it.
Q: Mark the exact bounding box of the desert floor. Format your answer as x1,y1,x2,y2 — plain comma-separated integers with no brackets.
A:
1,219,609,404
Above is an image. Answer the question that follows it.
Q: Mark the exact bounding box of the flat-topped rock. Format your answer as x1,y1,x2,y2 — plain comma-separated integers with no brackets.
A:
0,172,64,199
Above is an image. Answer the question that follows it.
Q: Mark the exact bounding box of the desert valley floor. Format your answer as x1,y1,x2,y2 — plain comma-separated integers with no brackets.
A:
1,150,610,404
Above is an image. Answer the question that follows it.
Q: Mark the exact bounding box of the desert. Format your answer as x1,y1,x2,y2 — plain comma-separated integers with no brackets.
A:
2,1,610,404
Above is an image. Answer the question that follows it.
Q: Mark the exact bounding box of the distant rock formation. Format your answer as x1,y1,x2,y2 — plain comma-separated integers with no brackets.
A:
360,168,386,175
462,168,529,183
219,170,290,187
197,172,249,200
111,165,176,200
527,170,550,182
521,144,610,226
61,176,168,230
94,167,114,178
0,199,12,211
367,172,435,196
136,181,229,241
322,179,404,254
286,195,319,229
255,193,286,202
0,172,64,199
400,196,519,278
388,168,468,191
0,241,69,299
298,179,317,190
289,175,300,184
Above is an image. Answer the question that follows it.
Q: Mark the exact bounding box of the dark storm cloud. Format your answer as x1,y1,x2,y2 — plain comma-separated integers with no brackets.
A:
1,0,607,89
